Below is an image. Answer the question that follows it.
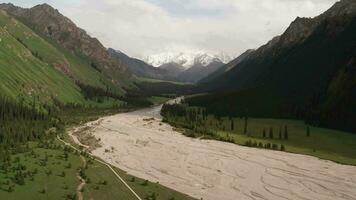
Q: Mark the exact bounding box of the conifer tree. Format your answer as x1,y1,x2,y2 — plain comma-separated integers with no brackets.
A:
269,127,274,139
262,128,266,138
284,126,289,140
244,116,248,135
231,118,234,131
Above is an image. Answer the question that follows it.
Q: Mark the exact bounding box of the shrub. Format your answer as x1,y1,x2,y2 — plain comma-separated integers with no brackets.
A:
280,145,285,151
141,180,149,186
272,144,278,150
130,177,135,182
258,142,263,148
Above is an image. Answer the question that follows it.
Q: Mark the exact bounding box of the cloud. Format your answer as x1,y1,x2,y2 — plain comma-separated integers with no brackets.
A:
4,0,338,59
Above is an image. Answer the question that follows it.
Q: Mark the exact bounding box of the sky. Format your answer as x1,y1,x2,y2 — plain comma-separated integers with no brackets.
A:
2,0,338,59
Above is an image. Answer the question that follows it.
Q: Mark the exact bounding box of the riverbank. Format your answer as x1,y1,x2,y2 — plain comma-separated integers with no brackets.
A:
70,104,356,200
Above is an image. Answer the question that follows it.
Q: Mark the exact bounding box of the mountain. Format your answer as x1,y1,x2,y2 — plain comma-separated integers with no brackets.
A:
145,51,230,69
0,9,85,104
159,62,186,77
190,0,356,133
199,49,254,84
177,60,226,83
145,51,228,83
108,48,176,81
0,3,134,89
0,3,142,108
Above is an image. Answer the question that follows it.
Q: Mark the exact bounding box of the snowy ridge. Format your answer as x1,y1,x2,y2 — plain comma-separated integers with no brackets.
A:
145,51,232,69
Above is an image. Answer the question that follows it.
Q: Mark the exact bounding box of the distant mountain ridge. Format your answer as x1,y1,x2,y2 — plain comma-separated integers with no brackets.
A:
145,51,230,69
144,51,229,83
108,48,177,81
199,49,254,84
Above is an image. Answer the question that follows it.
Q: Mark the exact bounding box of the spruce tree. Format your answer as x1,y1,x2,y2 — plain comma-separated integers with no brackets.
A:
262,128,266,138
244,116,248,135
280,145,285,151
284,126,289,140
269,127,274,139
231,118,234,131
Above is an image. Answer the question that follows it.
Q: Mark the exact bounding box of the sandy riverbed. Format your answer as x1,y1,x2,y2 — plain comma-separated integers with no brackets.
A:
72,104,356,200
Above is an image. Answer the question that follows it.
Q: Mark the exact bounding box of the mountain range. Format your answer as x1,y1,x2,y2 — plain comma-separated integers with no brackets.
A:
144,51,229,83
109,50,230,83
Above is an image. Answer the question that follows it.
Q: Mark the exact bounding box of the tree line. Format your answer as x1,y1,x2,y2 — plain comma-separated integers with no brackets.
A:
0,96,59,145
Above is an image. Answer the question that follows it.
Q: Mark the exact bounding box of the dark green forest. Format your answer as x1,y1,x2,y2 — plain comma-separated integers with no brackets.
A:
192,16,356,133
0,96,59,145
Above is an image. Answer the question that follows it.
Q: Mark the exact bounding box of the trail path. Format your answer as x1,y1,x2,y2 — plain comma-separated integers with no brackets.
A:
70,103,356,200
77,155,86,200
56,135,142,200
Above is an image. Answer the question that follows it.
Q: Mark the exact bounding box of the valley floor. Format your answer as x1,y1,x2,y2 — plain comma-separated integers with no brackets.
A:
70,103,356,200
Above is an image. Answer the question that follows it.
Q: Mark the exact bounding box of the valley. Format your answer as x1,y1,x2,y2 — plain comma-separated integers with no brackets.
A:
0,0,355,200
69,103,356,200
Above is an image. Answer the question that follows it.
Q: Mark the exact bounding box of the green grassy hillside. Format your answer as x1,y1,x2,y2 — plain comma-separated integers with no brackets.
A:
0,10,126,107
0,10,124,100
0,15,83,104
0,3,135,92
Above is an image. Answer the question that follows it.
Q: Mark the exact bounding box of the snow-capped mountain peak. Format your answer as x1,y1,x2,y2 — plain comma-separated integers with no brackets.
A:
144,51,231,69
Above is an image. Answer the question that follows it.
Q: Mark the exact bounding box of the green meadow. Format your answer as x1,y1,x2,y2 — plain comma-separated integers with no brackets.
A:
162,105,356,166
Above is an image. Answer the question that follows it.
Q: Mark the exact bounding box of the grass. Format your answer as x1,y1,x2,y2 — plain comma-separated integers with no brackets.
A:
83,160,137,200
0,142,82,200
0,10,125,106
0,24,85,104
0,11,83,104
137,77,189,86
147,96,171,105
163,108,356,166
0,139,158,200
59,106,134,127
114,168,196,200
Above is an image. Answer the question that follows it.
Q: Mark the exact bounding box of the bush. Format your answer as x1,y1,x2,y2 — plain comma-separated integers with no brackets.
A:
265,143,271,149
130,177,135,182
280,145,285,151
258,142,263,148
272,144,278,150
141,180,149,186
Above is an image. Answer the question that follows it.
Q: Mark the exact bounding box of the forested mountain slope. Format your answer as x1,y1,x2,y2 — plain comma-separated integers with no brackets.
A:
192,0,356,132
